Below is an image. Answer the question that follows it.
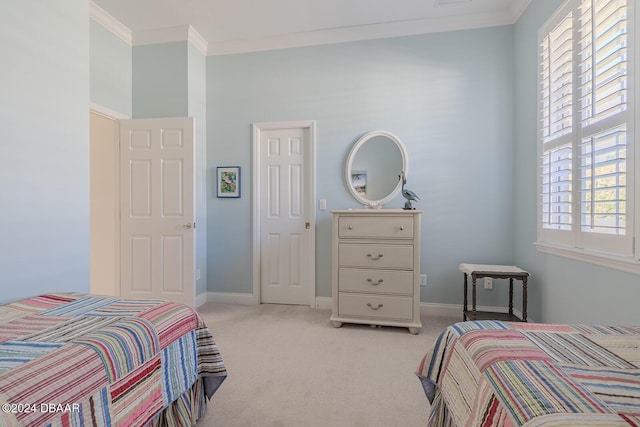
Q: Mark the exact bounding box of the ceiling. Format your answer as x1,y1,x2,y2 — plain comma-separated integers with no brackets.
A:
91,0,531,55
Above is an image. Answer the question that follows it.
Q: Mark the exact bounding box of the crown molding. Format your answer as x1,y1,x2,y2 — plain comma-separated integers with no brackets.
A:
187,26,209,56
207,10,512,55
89,3,207,54
90,2,530,57
132,25,208,55
510,0,532,22
89,1,132,45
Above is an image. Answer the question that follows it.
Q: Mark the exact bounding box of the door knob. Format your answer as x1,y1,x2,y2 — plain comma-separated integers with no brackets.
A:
184,222,193,229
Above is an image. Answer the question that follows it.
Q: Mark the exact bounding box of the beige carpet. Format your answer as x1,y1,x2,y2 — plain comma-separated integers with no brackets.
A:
195,303,459,427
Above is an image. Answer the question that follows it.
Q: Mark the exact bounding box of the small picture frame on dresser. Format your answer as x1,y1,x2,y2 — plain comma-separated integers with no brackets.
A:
351,171,367,196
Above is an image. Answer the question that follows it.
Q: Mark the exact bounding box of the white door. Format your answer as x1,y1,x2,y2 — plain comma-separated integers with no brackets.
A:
259,125,314,305
120,117,195,306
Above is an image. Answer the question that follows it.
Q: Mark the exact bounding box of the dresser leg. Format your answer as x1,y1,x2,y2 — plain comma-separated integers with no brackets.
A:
408,327,421,335
331,321,343,328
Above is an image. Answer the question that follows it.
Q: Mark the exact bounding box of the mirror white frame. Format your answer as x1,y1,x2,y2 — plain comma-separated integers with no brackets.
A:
345,130,408,209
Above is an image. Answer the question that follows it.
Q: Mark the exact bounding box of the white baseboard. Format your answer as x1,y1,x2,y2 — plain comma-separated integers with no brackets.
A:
195,292,208,307
202,294,533,321
207,292,258,305
314,297,332,310
420,303,530,322
202,293,328,307
420,302,460,317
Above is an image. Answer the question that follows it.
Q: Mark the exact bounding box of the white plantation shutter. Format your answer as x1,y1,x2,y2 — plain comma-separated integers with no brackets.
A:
539,4,576,246
541,144,573,231
538,0,635,257
541,12,574,146
579,126,627,235
579,0,628,127
578,0,632,255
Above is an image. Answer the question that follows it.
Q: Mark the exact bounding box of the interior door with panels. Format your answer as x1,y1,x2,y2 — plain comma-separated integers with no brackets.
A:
120,117,195,306
259,127,311,305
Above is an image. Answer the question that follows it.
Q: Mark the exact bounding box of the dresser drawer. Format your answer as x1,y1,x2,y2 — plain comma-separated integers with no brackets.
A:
338,293,413,320
338,216,413,239
339,268,413,295
339,244,413,269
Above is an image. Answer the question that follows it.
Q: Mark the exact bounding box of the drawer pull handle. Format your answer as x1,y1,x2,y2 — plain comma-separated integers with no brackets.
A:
348,225,353,230
367,279,384,286
367,254,384,261
367,303,384,310
400,226,404,231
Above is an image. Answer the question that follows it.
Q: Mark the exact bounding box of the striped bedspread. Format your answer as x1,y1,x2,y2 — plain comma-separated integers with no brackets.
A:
416,321,640,426
0,293,226,426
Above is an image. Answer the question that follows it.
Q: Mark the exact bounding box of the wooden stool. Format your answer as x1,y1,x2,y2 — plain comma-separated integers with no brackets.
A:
459,263,529,322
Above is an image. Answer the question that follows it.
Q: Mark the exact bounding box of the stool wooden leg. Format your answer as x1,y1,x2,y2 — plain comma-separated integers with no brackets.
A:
463,273,468,321
509,278,514,317
522,277,528,322
471,274,477,321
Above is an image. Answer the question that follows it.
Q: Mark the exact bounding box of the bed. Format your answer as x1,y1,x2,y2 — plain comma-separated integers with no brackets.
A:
416,320,640,426
0,293,227,426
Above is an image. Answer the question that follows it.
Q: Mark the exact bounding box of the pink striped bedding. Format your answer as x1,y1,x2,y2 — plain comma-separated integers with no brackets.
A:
0,293,226,426
416,321,640,426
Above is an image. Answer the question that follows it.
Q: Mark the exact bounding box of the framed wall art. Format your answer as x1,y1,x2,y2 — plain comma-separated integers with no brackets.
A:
216,166,241,198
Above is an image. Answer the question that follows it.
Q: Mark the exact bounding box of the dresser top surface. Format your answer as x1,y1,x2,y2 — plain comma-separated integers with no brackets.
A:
331,209,423,215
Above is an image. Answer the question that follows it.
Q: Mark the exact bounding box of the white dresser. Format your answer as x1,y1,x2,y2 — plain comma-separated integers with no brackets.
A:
330,209,422,334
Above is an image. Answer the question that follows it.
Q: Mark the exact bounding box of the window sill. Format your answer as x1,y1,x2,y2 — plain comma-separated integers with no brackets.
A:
534,242,640,276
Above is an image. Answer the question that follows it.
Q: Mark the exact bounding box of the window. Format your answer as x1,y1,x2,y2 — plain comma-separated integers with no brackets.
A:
537,0,638,268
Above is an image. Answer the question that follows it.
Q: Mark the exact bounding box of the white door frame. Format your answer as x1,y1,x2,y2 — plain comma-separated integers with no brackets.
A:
89,103,129,296
252,120,316,306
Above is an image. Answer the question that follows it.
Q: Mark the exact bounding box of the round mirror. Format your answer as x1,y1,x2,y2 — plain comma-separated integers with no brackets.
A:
345,130,408,208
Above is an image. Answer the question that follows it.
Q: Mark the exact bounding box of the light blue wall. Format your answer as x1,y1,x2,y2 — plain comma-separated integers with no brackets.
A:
133,42,188,118
8,2,628,319
513,1,640,323
132,41,208,297
90,19,132,116
188,44,208,297
0,1,90,303
207,27,517,305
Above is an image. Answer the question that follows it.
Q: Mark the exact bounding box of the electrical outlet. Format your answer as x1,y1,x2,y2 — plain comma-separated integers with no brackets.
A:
484,277,493,289
420,274,427,287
